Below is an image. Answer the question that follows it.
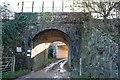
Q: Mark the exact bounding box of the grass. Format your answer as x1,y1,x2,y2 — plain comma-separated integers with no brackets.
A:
2,58,55,80
0,72,2,80
48,58,56,64
70,71,91,80
2,69,30,80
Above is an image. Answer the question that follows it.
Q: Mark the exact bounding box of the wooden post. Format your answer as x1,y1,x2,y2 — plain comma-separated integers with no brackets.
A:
51,0,54,21
79,58,82,76
52,0,54,12
73,0,74,12
22,1,24,12
12,55,15,72
32,1,34,13
42,1,44,12
62,0,64,12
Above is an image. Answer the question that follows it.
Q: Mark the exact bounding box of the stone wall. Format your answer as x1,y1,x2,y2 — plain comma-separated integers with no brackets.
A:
24,12,119,78
80,22,118,78
24,12,88,70
32,49,48,71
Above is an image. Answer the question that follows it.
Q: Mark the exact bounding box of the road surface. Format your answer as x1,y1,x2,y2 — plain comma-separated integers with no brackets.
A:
15,59,70,79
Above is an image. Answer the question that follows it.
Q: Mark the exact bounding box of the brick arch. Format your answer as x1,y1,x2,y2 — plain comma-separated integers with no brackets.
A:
31,29,72,70
24,12,84,71
32,29,72,48
31,25,73,40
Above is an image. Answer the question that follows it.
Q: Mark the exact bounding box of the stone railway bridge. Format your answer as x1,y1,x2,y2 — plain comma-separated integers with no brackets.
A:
23,12,118,78
24,12,89,70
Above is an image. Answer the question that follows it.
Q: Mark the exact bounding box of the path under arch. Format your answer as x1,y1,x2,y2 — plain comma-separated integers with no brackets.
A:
31,29,72,71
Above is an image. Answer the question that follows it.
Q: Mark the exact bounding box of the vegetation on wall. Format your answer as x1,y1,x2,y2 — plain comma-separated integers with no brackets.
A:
2,13,38,70
79,21,119,78
2,12,55,70
2,13,38,56
1,1,119,78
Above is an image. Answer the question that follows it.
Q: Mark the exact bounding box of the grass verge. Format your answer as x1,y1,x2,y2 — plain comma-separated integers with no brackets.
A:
2,69,30,80
70,71,91,80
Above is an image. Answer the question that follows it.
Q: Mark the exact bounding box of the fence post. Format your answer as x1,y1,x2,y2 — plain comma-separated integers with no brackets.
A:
32,1,34,13
62,0,64,12
42,1,44,12
22,1,24,12
12,55,15,72
80,58,82,76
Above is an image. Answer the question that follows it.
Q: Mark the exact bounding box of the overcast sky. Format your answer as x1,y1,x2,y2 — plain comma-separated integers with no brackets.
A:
0,0,119,13
0,0,74,12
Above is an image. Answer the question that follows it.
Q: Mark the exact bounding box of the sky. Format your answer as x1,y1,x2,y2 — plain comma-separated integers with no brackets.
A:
0,0,74,12
0,0,119,12
0,0,118,18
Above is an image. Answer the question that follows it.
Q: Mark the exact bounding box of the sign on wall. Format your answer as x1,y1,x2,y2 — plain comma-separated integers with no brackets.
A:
16,47,22,52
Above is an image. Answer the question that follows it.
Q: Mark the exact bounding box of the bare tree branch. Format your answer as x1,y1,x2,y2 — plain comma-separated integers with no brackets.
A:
105,1,120,18
82,1,120,19
83,2,104,16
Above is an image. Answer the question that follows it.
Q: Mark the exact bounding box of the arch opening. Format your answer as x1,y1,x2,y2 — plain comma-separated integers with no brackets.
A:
31,29,72,71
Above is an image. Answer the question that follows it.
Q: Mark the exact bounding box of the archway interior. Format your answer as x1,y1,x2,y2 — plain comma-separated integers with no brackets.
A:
51,41,68,60
31,29,71,61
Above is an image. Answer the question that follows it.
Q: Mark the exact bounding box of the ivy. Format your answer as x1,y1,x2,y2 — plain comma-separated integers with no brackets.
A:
2,13,38,56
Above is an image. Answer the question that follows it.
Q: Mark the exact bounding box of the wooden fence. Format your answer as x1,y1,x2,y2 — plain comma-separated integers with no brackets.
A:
0,55,15,73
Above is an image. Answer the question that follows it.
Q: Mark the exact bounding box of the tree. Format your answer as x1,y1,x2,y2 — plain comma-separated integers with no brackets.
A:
70,0,120,44
0,2,14,20
82,1,120,20
70,0,120,20
48,44,54,58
